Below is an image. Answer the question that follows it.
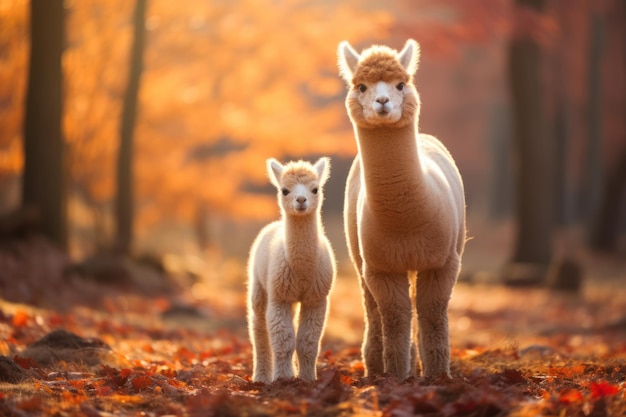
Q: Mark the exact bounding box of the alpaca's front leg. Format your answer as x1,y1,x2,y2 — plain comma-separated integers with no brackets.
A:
360,276,384,376
249,282,272,383
295,299,328,381
364,266,412,379
415,262,457,378
267,301,296,380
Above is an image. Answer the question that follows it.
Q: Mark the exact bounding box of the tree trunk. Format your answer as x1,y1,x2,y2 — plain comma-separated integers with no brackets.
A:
583,13,605,225
22,0,67,248
504,0,555,284
588,149,626,251
115,0,146,255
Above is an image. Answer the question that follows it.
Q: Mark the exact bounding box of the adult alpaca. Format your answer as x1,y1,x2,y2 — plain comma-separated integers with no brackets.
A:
247,158,336,383
337,40,466,379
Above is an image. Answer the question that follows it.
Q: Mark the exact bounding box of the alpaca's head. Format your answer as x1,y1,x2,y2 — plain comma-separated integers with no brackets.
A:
267,157,330,217
337,39,420,129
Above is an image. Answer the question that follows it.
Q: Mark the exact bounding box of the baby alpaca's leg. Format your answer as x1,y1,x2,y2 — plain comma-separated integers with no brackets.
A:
249,281,272,383
296,299,328,381
267,301,296,380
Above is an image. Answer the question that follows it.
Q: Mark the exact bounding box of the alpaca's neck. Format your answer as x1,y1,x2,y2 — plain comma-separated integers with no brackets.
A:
356,123,431,228
284,213,320,267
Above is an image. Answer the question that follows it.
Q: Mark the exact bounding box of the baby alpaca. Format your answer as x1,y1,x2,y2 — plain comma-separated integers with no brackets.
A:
338,40,466,379
247,157,336,383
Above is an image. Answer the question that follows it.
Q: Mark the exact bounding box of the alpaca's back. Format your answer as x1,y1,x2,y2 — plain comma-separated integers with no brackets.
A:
418,133,465,255
248,220,281,292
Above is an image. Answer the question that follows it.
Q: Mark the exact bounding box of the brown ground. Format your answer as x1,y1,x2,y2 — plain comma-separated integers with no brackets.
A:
0,235,624,416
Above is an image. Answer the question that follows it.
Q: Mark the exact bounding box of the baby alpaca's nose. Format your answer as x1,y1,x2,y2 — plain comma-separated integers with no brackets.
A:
296,196,307,204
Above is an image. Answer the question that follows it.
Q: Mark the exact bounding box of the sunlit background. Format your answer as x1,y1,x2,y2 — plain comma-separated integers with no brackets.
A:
0,0,624,287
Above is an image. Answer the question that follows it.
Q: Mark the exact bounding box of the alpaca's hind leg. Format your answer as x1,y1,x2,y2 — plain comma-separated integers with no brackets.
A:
359,274,384,376
267,301,296,380
364,266,412,379
249,282,272,383
296,299,327,381
248,283,272,383
415,261,458,378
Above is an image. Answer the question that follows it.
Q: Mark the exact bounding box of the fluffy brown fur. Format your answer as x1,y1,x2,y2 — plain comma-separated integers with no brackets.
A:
338,39,466,379
352,46,412,86
276,161,320,192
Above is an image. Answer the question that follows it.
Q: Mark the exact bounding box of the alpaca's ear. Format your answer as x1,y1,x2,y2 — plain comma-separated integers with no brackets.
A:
398,39,420,75
337,41,360,84
267,158,283,188
313,157,331,186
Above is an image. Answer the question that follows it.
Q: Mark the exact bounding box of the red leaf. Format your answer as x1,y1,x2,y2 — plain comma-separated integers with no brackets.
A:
100,365,131,387
175,347,196,363
12,310,29,327
131,375,153,391
558,389,583,404
13,355,39,370
590,381,619,399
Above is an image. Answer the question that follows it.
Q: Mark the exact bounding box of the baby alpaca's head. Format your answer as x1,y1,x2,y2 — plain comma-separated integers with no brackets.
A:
267,157,330,217
337,39,421,129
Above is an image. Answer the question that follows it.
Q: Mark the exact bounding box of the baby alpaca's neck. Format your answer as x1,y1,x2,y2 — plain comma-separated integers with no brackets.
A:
284,214,320,267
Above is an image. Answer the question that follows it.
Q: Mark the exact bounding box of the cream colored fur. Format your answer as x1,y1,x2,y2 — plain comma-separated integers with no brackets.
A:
338,40,466,379
247,157,336,383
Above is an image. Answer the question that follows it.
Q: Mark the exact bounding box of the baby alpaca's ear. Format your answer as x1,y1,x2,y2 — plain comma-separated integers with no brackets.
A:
267,158,283,188
314,157,331,186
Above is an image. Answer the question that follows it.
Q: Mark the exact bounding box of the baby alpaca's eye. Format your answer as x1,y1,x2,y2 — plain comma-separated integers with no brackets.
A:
312,187,318,195
358,84,367,93
396,82,405,91
281,188,289,196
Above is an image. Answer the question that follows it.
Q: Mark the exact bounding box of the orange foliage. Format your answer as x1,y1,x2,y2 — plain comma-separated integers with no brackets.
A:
131,0,392,227
1,0,623,255
54,0,393,241
0,0,28,181
0,0,394,239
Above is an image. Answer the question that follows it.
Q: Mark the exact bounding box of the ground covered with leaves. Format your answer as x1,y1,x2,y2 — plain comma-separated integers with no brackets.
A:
0,237,625,416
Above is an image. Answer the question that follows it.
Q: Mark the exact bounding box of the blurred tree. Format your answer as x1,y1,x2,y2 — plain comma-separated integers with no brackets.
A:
588,149,626,251
583,12,605,226
587,0,626,252
63,0,133,255
504,0,555,284
115,0,147,255
22,0,67,248
56,0,393,254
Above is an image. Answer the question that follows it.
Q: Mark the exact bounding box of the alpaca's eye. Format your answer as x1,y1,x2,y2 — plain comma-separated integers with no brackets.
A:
312,187,318,195
396,82,405,91
281,188,289,196
358,84,367,93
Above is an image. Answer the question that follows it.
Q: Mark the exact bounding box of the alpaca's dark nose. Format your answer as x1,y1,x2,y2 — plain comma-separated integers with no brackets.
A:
296,196,307,204
376,97,389,104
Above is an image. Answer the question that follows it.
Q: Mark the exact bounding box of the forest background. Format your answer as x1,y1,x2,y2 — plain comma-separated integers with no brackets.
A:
1,0,625,272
